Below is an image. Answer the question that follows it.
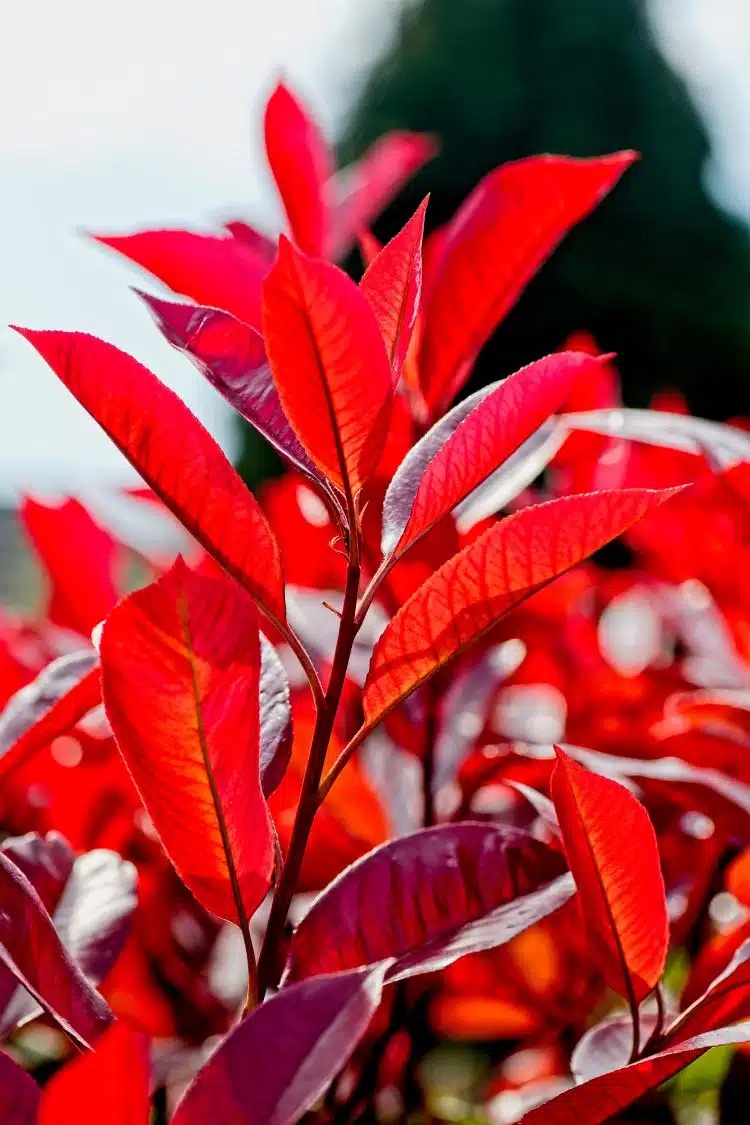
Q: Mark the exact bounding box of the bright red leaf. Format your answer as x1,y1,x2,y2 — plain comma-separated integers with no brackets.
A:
39,1022,150,1125
99,559,274,924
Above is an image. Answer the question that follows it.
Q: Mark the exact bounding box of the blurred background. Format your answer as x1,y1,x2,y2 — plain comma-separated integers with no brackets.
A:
2,0,750,603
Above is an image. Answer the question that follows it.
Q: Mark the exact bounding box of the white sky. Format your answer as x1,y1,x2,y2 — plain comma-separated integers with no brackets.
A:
0,0,749,502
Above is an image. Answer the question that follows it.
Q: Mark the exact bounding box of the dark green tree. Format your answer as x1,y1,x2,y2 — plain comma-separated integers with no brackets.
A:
339,0,750,418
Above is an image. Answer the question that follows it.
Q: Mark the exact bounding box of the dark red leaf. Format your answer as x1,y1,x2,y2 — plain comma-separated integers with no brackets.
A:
264,82,331,258
382,352,603,560
420,152,636,412
0,850,112,1050
0,832,75,915
360,199,427,383
262,238,393,496
39,1022,150,1125
259,635,293,797
0,1052,40,1125
91,229,269,329
13,330,285,623
364,488,681,727
139,294,344,523
172,966,386,1125
100,559,274,924
285,823,570,983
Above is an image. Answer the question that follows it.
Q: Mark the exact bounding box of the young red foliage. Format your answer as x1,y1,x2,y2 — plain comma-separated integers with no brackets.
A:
39,1022,150,1125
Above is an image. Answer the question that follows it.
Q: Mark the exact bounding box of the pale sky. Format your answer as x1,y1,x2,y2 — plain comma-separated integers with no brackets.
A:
0,0,749,502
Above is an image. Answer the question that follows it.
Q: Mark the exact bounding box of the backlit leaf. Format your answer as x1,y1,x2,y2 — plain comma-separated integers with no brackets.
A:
39,1022,150,1125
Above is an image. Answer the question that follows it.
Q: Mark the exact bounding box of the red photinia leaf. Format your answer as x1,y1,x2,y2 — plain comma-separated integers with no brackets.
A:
172,966,387,1125
550,748,669,1003
420,152,636,413
39,1022,150,1125
262,237,393,496
140,294,345,524
0,654,100,782
0,832,75,916
0,1052,40,1125
259,635,293,798
223,221,277,263
100,559,274,924
667,940,750,1043
13,330,285,623
382,351,604,559
328,131,438,259
285,823,571,984
21,497,118,636
264,82,332,258
360,198,427,384
363,488,681,726
90,229,269,330
0,848,138,1040
0,850,112,1050
570,1012,659,1083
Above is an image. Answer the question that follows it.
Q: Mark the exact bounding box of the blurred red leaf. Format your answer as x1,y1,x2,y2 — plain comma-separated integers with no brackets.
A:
100,559,274,924
39,1022,150,1125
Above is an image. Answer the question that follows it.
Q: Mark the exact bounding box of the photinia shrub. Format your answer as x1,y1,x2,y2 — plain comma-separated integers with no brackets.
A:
3,79,750,1123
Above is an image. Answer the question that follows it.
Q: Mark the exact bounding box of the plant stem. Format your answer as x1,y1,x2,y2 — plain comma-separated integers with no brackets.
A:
257,543,362,998
422,708,437,827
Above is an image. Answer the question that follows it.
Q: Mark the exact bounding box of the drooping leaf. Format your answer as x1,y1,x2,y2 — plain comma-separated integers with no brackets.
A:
382,352,602,559
259,635,293,797
360,198,427,383
363,488,681,726
0,1052,40,1125
262,238,393,496
285,822,570,983
0,850,112,1050
550,748,669,1004
100,559,274,924
90,228,269,329
328,131,437,259
172,966,386,1125
0,655,100,782
564,407,750,468
39,1022,150,1125
264,82,331,258
139,294,345,523
419,152,636,413
14,330,285,623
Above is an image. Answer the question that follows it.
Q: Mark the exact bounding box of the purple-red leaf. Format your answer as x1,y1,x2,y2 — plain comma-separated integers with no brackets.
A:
0,850,112,1050
360,199,427,383
264,82,331,258
140,294,344,523
100,559,274,925
0,832,75,916
262,238,393,496
14,330,285,623
172,966,387,1125
420,152,636,412
382,351,602,559
550,748,669,1004
285,823,570,983
364,488,681,727
91,229,269,330
0,1052,40,1125
259,636,293,798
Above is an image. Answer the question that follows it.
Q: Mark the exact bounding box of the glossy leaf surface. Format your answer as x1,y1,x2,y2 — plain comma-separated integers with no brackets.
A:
100,560,274,924
14,330,285,622
172,966,387,1125
550,749,669,1002
564,407,750,468
263,238,392,495
259,635,293,797
364,488,680,725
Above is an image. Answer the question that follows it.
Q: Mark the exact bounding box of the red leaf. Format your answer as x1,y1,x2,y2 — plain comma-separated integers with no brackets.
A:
100,559,274,924
0,1053,39,1125
90,229,269,330
0,850,112,1050
328,131,438,259
264,82,331,258
39,1022,150,1125
363,488,680,726
0,832,75,915
258,636,293,797
360,198,427,383
550,749,669,1003
172,966,387,1125
262,238,393,496
382,352,604,560
420,152,636,412
285,823,570,983
0,654,100,782
21,497,118,636
13,330,285,623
